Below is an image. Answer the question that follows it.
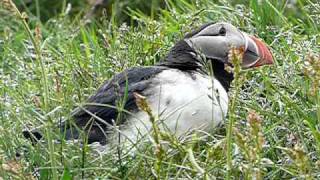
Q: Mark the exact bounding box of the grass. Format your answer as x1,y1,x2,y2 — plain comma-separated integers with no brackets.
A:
0,0,320,179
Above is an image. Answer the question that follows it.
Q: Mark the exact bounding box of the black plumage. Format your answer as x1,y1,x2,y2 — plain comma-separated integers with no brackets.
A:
63,66,167,144
159,40,233,91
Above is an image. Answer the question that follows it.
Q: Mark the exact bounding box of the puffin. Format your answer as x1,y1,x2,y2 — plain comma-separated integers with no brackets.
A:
23,22,273,148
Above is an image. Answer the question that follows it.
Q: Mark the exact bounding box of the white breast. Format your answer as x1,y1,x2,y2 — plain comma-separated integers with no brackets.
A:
111,69,229,146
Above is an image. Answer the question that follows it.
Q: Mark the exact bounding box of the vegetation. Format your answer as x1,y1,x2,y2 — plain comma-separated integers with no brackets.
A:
0,0,319,179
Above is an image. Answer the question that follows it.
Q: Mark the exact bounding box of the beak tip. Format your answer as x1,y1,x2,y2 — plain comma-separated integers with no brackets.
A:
250,36,274,67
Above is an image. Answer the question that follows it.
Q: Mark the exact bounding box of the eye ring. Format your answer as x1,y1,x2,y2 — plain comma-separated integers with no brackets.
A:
219,27,226,35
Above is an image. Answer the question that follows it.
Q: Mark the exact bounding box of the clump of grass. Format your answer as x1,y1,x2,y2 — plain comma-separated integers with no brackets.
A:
1,0,57,178
1,0,320,179
278,144,312,179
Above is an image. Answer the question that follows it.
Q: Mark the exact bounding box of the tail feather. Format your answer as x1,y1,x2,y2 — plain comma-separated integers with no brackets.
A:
23,120,107,145
22,129,43,145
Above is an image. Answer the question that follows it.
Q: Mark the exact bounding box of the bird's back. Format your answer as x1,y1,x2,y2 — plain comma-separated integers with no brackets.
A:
62,66,168,144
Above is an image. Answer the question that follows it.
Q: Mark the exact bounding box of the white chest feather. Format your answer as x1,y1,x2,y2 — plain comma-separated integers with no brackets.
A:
112,69,229,145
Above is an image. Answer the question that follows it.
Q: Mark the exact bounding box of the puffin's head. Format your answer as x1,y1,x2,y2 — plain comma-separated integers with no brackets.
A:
184,22,273,68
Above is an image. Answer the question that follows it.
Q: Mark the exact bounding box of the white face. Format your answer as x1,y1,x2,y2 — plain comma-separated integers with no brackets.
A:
185,22,262,68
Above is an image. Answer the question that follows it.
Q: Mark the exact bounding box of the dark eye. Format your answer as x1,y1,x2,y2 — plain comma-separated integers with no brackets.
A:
219,27,226,35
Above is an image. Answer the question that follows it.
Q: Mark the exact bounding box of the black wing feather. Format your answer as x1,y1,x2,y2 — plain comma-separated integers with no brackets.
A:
62,66,166,144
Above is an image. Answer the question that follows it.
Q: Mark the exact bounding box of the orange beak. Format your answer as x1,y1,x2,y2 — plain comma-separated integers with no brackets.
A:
249,36,274,67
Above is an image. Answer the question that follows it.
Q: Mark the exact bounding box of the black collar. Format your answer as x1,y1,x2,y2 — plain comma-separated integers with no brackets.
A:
157,40,201,71
157,40,234,91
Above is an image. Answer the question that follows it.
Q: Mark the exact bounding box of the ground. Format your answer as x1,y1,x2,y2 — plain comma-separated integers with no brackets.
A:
0,0,320,179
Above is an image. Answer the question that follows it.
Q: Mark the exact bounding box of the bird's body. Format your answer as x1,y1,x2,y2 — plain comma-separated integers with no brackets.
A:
23,22,273,148
64,64,228,146
115,68,228,145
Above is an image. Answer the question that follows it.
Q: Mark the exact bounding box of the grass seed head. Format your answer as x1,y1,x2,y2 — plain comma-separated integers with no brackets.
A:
228,46,245,65
233,110,267,178
1,160,22,175
1,0,17,14
303,54,320,96
35,25,42,44
225,46,245,74
133,92,152,116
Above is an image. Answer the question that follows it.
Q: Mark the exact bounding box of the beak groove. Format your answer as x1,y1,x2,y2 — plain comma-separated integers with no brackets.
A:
249,36,274,67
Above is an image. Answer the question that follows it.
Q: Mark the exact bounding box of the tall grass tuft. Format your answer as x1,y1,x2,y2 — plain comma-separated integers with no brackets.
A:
1,0,320,179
